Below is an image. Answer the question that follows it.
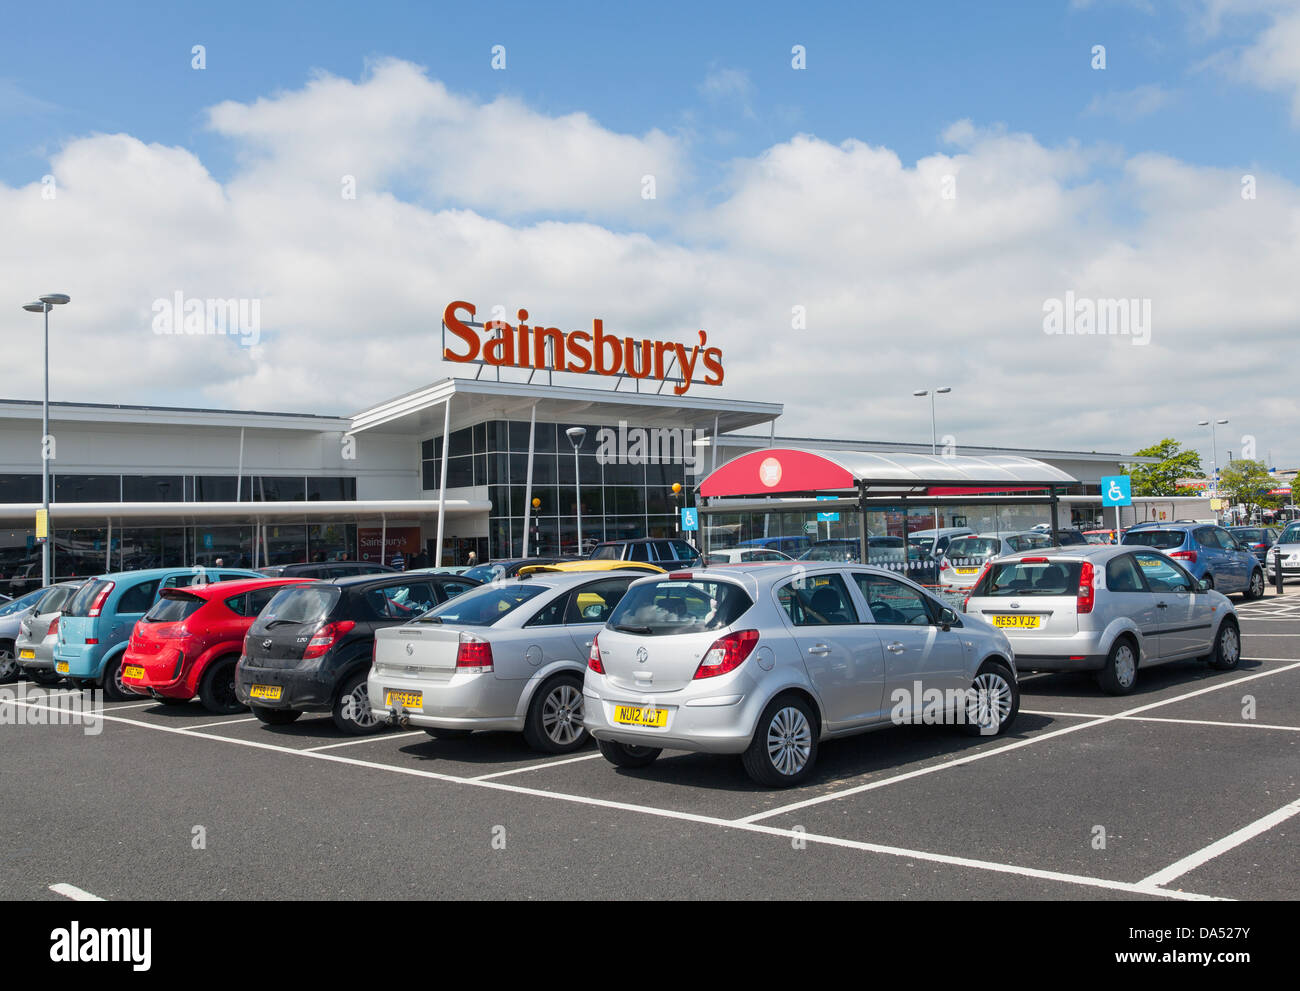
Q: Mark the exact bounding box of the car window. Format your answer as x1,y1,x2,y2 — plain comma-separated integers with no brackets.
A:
947,537,999,560
776,573,858,626
565,577,633,624
117,580,161,615
978,560,1082,597
589,545,620,561
437,580,476,600
627,543,651,563
852,573,933,625
524,591,569,628
1133,552,1194,593
419,583,548,626
0,588,47,617
670,540,698,561
1123,529,1185,550
1194,527,1222,549
367,582,437,619
1105,555,1147,593
608,579,752,635
144,594,205,623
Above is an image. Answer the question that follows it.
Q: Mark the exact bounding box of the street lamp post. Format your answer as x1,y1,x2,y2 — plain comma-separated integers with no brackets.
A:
913,387,952,456
22,293,71,587
565,427,587,556
1197,417,1229,508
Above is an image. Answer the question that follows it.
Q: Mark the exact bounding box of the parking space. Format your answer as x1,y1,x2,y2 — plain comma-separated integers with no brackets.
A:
4,594,1297,900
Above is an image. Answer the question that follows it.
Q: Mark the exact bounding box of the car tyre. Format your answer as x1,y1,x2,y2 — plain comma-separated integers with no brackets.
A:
332,669,384,735
742,693,819,788
0,646,20,683
522,673,589,753
198,656,246,715
1245,569,1265,600
1207,618,1241,671
101,655,140,702
1098,636,1139,695
251,704,301,726
960,659,1019,736
424,728,472,740
597,738,662,768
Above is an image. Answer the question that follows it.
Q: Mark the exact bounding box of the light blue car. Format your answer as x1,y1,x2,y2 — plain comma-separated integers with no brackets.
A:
54,566,261,699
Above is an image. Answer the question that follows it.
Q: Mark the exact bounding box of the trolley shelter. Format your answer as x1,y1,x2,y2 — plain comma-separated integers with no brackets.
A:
695,448,1077,600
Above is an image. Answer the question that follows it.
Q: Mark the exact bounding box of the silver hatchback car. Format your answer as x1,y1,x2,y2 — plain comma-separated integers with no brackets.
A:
963,544,1240,695
369,569,652,752
583,563,1020,787
939,531,1054,593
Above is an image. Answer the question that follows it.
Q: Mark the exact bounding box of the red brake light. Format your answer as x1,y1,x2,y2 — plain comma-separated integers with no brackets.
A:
88,582,115,617
1077,561,1096,615
85,638,99,645
587,633,604,674
303,620,356,659
1170,550,1198,565
693,629,759,680
668,571,694,580
455,631,494,673
1020,557,1049,564
48,616,59,636
963,562,992,611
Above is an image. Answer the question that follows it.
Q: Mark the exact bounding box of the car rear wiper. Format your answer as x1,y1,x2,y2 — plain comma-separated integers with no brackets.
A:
263,619,302,629
415,615,443,624
613,623,652,634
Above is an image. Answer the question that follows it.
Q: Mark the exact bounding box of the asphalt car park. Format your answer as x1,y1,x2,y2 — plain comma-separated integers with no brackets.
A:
3,588,1297,901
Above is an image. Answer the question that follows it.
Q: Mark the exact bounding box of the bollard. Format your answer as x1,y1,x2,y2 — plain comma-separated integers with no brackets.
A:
1274,545,1285,596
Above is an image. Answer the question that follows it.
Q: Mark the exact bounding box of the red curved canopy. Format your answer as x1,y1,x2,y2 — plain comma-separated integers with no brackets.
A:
699,448,855,497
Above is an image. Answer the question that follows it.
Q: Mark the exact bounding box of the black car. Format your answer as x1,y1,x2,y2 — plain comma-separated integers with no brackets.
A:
1053,529,1089,546
1228,526,1280,563
257,561,399,579
235,572,479,734
588,538,700,570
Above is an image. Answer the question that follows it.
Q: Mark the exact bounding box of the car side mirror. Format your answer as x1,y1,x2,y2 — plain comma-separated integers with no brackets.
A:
1198,578,1212,592
937,607,957,631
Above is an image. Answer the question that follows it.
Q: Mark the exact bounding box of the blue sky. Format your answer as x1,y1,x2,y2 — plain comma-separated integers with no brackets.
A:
3,0,1294,192
3,1,1299,467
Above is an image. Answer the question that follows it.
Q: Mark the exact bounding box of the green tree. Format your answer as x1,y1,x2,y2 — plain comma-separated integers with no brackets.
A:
1127,439,1204,497
1218,459,1278,522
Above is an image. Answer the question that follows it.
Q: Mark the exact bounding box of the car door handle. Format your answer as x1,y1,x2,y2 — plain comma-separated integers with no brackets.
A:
806,644,831,655
885,641,905,653
1156,602,1168,609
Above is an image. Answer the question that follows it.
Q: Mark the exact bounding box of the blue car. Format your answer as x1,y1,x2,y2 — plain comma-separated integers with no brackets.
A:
1121,523,1265,598
54,566,261,699
736,535,811,556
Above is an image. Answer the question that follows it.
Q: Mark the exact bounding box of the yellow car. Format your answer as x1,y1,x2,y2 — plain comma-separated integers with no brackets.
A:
515,560,665,577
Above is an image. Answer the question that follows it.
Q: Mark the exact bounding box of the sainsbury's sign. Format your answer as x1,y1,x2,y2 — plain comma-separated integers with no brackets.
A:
441,300,723,396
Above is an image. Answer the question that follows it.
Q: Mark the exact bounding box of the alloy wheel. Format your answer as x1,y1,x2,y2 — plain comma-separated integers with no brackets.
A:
344,681,378,728
541,684,585,746
766,706,812,777
967,671,1013,731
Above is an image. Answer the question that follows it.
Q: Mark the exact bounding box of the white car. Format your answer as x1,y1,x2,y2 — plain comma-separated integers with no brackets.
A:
704,547,794,566
963,545,1240,694
584,563,1019,787
940,531,1053,592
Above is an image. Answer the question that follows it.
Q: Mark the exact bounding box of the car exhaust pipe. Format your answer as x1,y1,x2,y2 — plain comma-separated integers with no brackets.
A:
398,713,410,729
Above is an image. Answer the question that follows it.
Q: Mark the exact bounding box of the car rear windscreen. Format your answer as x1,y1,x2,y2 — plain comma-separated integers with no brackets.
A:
975,560,1083,597
947,537,1000,559
253,586,340,630
1232,529,1264,543
144,594,204,623
1122,530,1184,550
416,583,547,625
65,579,111,617
607,579,753,635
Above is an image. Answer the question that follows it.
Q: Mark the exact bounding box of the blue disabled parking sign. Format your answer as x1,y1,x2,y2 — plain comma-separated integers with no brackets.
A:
1101,475,1132,507
681,507,698,531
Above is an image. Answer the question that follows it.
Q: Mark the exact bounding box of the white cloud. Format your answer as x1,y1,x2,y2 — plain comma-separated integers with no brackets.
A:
698,68,757,119
4,61,1300,465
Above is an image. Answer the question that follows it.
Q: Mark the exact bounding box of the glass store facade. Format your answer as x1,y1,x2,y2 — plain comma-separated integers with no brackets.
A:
422,420,693,559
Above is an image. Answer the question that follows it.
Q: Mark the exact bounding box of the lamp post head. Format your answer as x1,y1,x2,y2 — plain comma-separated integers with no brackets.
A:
22,302,47,313
912,390,927,397
38,294,70,306
1197,420,1210,426
936,387,952,394
565,426,586,450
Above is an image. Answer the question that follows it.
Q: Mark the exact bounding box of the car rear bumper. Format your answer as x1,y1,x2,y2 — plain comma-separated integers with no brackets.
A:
581,679,755,754
235,658,334,711
52,643,105,679
121,648,189,695
15,637,55,671
368,669,526,731
987,630,1111,671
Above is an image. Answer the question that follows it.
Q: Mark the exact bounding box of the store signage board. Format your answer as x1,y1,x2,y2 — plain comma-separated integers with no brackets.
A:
441,300,724,396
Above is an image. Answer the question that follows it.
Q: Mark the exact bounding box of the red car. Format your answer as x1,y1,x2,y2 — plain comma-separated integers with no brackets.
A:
122,577,310,713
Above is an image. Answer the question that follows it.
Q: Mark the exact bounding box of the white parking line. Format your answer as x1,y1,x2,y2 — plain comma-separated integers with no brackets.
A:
472,752,604,780
1138,796,1300,889
305,731,427,752
1022,709,1300,732
186,717,262,731
738,661,1300,825
5,697,1223,901
49,882,105,902
108,700,165,710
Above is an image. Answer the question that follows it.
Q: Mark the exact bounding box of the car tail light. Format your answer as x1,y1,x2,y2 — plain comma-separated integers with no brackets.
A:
940,559,950,572
47,616,59,637
455,631,494,673
303,620,356,659
693,629,759,680
963,562,992,611
1170,550,1197,565
668,571,694,580
85,638,98,645
587,633,604,674
1077,561,1096,615
1020,557,1049,564
88,582,115,617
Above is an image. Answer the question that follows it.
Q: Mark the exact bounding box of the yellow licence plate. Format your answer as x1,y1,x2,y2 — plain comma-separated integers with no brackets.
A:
250,684,282,700
56,661,69,674
385,690,422,709
613,704,668,728
122,665,145,680
954,567,978,575
991,614,1041,629
18,649,34,660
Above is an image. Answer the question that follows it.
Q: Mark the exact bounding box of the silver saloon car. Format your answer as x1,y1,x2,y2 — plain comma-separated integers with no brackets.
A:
583,563,1020,788
369,569,650,753
963,544,1240,695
